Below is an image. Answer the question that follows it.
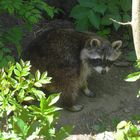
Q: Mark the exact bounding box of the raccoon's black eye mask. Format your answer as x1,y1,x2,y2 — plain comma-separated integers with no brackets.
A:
88,58,114,67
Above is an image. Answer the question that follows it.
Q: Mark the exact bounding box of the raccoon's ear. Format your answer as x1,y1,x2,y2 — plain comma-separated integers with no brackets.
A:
90,39,101,47
112,40,122,50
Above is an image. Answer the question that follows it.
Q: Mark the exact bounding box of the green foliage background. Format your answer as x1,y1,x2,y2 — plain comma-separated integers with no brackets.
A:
0,0,57,67
70,0,131,31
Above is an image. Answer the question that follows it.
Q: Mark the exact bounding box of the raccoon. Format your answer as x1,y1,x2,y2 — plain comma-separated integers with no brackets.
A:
23,28,122,112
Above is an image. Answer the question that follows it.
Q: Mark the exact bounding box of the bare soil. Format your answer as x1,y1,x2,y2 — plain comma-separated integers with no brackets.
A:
57,65,140,135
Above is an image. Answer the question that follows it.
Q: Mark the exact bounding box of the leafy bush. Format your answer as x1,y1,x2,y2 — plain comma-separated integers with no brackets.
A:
0,60,72,140
70,0,131,32
115,121,140,140
0,0,56,24
0,0,57,67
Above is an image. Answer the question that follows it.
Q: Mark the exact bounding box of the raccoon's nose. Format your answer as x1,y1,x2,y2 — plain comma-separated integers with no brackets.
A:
101,69,106,74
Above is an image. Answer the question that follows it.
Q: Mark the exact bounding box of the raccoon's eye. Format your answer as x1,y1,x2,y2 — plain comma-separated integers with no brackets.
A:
88,58,102,66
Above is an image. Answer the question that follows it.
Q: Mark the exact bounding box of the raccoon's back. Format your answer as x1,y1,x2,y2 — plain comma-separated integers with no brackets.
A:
23,28,85,73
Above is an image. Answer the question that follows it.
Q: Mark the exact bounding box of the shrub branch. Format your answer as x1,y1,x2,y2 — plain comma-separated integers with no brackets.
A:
110,18,131,26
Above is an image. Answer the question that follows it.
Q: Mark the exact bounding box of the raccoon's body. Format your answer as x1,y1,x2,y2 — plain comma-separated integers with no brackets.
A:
23,28,122,111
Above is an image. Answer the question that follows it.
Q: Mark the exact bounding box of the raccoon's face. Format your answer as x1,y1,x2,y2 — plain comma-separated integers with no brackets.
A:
81,38,122,74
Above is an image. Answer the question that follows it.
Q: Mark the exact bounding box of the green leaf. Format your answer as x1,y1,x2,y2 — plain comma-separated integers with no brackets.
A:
46,115,54,125
21,70,29,77
126,51,136,61
2,48,11,53
8,6,14,15
25,61,30,67
137,90,140,98
108,2,119,14
0,51,4,61
45,6,55,18
34,82,42,87
35,70,40,81
6,26,23,44
23,96,34,101
16,62,22,71
41,71,48,79
70,5,90,19
6,55,15,62
12,0,22,10
97,28,111,38
123,14,131,22
44,106,61,115
101,29,111,35
26,121,41,139
55,125,74,140
94,3,107,14
78,0,97,8
29,105,41,112
125,72,140,82
75,18,90,31
101,15,112,25
40,97,48,110
117,121,127,129
31,88,45,99
20,59,25,67
39,77,52,84
88,10,100,29
28,16,38,24
129,125,139,136
14,69,20,76
115,130,125,140
13,117,29,137
3,88,9,95
120,0,131,12
47,94,60,106
18,89,25,99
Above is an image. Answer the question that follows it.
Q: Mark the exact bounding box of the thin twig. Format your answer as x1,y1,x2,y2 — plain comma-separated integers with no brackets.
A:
110,18,131,25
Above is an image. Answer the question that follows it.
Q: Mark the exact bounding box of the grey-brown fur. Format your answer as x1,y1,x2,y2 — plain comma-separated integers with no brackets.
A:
23,28,122,111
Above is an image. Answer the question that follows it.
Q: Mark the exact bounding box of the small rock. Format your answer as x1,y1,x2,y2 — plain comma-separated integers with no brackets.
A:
124,108,130,113
65,134,94,140
95,131,115,140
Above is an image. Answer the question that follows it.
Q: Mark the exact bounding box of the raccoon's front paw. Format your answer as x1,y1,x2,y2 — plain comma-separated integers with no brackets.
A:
66,105,84,112
84,88,96,98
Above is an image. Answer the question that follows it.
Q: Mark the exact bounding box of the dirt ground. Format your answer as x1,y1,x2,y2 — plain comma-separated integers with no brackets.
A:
57,64,140,136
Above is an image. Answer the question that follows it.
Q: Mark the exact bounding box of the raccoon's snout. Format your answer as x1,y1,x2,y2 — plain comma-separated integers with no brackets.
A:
94,66,110,74
101,69,106,74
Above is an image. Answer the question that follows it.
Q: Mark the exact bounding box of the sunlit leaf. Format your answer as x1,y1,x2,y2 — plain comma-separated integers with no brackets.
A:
41,71,48,79
14,69,20,76
16,62,22,71
125,72,140,82
117,121,127,129
23,96,34,101
47,94,60,106
34,82,42,87
35,70,40,81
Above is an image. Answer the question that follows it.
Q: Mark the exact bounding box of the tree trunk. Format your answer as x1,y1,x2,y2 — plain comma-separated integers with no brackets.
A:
132,0,140,60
